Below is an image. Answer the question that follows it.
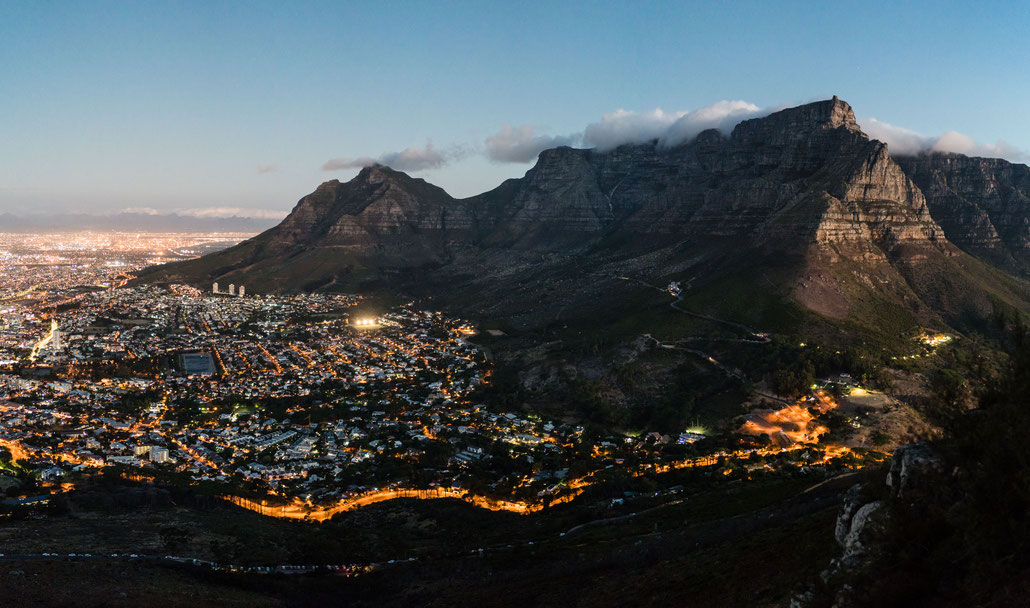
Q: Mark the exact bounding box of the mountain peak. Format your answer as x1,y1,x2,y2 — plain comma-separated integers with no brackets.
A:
732,96,862,143
823,95,859,130
356,163,398,182
788,95,860,131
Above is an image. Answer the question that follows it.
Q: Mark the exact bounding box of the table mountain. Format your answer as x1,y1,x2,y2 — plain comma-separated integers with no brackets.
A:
137,97,1030,339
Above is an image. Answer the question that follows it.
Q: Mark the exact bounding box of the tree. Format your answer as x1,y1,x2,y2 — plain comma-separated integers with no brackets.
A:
771,367,812,399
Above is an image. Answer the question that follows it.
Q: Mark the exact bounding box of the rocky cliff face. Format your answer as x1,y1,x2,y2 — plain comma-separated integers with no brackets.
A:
897,153,1030,271
471,97,947,252
137,97,1030,335
203,97,946,258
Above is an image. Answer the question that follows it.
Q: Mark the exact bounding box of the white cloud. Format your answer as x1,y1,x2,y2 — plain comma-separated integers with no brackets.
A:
580,101,771,151
861,118,927,155
484,124,579,163
323,141,464,172
582,108,687,151
327,102,1029,176
121,206,161,215
662,100,764,146
863,118,1027,161
931,130,1024,159
177,207,289,220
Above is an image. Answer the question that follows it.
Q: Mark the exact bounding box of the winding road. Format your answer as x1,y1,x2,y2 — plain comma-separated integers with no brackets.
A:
616,274,770,382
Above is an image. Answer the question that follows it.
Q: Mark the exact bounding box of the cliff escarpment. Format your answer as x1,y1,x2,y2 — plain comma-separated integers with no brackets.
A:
896,153,1030,272
137,98,1030,337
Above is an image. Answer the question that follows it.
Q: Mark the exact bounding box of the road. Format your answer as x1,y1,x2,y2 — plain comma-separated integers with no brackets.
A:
642,333,749,382
616,274,771,382
220,451,743,523
0,551,357,576
616,275,768,339
223,487,557,522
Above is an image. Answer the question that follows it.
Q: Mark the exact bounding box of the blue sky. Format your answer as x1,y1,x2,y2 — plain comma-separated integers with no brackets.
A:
1,1,1028,217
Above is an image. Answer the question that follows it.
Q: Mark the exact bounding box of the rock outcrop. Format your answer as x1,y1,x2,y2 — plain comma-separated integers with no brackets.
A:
884,441,946,497
797,443,947,608
839,500,885,563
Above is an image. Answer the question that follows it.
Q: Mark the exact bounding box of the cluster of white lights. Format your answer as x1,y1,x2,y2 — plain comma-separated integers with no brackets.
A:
353,318,377,326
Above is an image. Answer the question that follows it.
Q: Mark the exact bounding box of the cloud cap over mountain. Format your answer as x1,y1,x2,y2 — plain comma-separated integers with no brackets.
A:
485,124,579,163
583,100,768,151
323,142,468,173
322,99,1030,177
863,117,1027,161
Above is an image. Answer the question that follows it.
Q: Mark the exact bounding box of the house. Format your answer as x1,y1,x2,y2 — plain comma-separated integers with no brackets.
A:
40,466,65,481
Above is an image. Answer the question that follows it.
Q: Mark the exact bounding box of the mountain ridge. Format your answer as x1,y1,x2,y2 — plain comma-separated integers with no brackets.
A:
896,152,1030,272
136,98,1030,340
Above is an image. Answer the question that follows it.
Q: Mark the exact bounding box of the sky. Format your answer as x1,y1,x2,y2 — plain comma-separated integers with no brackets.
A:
1,0,1029,218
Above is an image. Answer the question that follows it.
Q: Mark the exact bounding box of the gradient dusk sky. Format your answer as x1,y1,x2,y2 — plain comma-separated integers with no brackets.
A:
2,1,1028,217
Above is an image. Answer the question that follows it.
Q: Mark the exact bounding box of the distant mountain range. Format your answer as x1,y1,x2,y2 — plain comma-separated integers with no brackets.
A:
0,212,280,233
137,97,1030,342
